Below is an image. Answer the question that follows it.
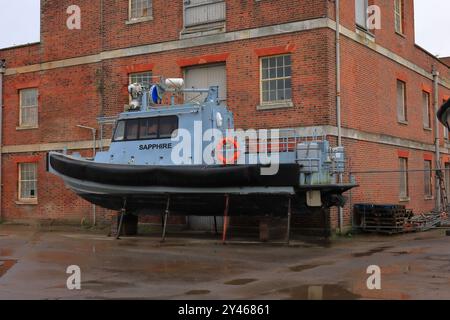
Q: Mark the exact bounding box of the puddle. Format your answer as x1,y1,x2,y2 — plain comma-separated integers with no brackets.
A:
289,262,333,272
185,290,211,295
0,249,13,257
391,251,409,256
82,280,133,291
278,284,360,300
0,259,17,278
224,279,258,286
352,246,393,258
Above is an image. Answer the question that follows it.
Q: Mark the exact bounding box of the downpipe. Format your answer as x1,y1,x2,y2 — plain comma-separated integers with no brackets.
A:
432,66,441,212
335,0,344,233
0,60,5,222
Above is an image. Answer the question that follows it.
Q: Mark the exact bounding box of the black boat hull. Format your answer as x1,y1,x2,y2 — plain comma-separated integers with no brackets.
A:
48,152,356,216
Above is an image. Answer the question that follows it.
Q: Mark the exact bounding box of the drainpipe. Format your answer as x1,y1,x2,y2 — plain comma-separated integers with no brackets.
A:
432,66,440,211
77,124,97,225
335,0,344,233
0,60,5,222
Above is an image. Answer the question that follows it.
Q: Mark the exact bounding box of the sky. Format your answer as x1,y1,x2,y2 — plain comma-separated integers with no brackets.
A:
0,1,449,57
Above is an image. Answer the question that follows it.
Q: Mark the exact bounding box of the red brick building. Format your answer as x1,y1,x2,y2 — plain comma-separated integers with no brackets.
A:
0,0,449,233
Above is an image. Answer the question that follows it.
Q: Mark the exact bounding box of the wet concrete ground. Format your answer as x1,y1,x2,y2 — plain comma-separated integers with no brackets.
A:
0,224,449,300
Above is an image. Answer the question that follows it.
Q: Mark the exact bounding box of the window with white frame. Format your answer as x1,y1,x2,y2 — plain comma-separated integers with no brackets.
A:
396,80,407,122
422,91,431,129
18,163,38,201
355,0,368,29
19,88,38,128
129,0,153,20
399,157,409,200
394,0,404,34
261,55,292,105
129,71,153,87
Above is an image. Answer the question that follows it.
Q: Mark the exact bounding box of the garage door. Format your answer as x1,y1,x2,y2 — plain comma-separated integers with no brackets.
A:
184,64,226,231
184,64,227,104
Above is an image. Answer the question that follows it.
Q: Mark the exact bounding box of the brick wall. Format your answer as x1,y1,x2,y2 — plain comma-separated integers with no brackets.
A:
0,1,449,233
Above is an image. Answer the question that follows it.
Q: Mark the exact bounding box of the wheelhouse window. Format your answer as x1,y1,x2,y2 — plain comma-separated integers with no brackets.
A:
113,116,179,141
261,55,292,105
18,163,38,202
19,88,38,128
129,0,153,20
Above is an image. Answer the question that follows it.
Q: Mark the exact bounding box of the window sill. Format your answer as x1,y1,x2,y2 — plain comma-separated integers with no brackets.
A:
355,26,375,42
257,101,294,111
395,31,406,39
424,196,434,200
397,120,408,125
423,127,432,131
16,199,38,206
180,22,226,39
16,125,39,131
126,16,153,25
399,197,410,202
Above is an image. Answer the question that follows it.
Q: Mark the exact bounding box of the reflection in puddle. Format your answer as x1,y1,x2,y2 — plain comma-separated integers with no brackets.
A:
185,290,211,295
352,246,393,258
0,249,13,257
278,284,360,300
224,279,258,286
0,260,17,278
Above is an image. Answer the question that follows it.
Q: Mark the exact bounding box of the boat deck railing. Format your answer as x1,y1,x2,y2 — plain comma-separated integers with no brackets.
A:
244,128,326,154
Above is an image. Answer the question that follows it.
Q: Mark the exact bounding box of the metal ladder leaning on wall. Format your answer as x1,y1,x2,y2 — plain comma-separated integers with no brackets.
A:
436,162,449,213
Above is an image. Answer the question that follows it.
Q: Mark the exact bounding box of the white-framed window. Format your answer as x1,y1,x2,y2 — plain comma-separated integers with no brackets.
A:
422,91,431,129
260,55,292,105
355,0,369,29
19,88,38,128
129,0,153,20
424,160,433,198
399,157,409,200
394,0,404,34
184,0,226,29
18,163,38,202
396,80,407,122
129,71,153,87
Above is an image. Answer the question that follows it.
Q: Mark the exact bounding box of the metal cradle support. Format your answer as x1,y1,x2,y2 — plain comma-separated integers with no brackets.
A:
222,194,230,244
161,195,171,243
213,216,218,236
116,197,127,240
285,196,292,245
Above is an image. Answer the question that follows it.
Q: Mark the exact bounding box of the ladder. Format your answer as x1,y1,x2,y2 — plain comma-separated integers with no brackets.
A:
436,161,449,213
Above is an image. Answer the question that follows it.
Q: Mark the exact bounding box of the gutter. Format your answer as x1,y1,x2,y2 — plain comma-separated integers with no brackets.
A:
0,59,5,222
432,66,441,211
335,0,344,233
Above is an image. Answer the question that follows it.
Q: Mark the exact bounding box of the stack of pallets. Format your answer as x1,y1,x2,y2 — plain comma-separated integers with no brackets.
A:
354,204,409,234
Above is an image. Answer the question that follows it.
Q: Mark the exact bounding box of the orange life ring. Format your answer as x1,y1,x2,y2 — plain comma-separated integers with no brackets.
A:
216,137,240,164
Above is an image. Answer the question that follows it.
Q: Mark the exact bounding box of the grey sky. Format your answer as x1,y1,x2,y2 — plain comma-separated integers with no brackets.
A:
0,1,449,57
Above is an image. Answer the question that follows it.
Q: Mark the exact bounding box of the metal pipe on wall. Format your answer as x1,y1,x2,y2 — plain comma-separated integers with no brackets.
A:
0,60,5,222
432,66,441,211
335,0,344,233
